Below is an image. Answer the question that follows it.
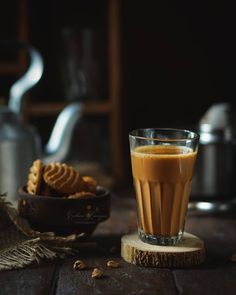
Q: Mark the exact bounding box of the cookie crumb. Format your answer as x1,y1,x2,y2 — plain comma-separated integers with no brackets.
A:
107,260,119,268
91,267,103,278
73,260,86,270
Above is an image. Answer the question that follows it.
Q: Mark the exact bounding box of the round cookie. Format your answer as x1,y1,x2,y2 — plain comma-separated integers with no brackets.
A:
82,176,97,193
43,162,82,194
27,159,43,195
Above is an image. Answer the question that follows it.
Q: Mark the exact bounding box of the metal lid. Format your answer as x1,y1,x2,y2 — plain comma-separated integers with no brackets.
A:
199,103,236,144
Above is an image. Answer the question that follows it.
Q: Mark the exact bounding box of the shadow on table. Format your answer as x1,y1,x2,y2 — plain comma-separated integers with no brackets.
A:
75,233,122,258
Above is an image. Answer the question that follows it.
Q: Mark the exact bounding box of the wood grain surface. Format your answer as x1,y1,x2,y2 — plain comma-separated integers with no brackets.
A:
1,191,236,295
121,231,205,267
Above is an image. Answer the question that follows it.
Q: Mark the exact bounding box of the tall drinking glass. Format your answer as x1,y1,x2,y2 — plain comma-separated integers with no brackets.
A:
129,128,199,246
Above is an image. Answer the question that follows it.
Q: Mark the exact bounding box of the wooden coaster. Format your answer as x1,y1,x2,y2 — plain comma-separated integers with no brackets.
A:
121,232,205,268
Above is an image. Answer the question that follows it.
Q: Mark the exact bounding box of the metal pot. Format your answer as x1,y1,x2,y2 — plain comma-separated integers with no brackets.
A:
0,42,83,205
191,103,236,212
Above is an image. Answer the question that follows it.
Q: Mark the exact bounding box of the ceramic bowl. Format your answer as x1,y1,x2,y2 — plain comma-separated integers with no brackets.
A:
18,186,110,236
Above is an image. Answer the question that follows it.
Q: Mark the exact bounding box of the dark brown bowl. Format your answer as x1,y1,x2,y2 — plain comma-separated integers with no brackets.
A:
18,186,110,236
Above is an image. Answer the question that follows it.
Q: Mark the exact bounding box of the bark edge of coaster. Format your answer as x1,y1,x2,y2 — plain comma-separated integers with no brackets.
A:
121,231,205,268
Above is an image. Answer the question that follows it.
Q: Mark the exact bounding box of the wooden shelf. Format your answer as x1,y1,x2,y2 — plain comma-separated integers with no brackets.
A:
24,101,111,116
0,0,28,76
0,62,24,75
1,0,125,185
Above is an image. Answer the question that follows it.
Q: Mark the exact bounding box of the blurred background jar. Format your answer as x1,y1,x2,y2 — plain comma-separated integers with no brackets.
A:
191,103,236,212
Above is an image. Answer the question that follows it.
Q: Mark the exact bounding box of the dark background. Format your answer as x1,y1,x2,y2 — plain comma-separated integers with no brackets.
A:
123,1,236,130
1,0,236,180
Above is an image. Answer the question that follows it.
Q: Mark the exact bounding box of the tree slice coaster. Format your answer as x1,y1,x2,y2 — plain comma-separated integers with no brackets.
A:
121,232,205,268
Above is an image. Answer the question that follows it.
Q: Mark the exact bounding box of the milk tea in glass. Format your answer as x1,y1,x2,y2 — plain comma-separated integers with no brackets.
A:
129,128,199,246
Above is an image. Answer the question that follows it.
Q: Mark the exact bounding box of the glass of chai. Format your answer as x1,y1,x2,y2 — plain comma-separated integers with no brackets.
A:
129,128,199,246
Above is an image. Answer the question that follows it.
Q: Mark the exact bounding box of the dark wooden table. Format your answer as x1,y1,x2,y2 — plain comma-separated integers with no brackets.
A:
1,190,236,295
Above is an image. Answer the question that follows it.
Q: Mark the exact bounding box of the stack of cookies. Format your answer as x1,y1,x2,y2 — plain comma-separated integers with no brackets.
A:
27,160,97,199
